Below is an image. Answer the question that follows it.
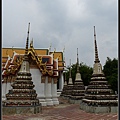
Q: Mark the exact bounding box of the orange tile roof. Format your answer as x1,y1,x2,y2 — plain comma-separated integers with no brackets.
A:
2,58,8,63
2,48,49,57
52,52,64,68
2,48,25,57
2,48,64,71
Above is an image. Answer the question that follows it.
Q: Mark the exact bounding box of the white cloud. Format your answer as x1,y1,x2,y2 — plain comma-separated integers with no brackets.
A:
2,0,118,67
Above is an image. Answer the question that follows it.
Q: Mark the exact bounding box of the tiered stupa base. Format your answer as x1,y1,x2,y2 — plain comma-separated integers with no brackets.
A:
79,74,118,113
69,73,85,104
63,85,73,100
69,84,85,104
60,86,68,99
69,94,85,104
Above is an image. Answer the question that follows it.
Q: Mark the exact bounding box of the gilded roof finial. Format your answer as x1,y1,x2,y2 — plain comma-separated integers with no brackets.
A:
49,43,52,52
54,48,56,53
94,26,100,63
25,22,30,55
12,46,14,52
63,46,65,53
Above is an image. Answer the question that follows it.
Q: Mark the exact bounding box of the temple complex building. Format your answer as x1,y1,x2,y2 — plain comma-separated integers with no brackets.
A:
2,24,65,107
80,26,118,113
69,48,85,104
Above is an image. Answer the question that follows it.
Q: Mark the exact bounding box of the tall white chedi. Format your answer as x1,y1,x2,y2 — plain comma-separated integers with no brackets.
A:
80,26,118,113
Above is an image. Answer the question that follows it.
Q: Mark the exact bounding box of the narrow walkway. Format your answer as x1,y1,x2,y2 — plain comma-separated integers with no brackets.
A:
2,97,118,120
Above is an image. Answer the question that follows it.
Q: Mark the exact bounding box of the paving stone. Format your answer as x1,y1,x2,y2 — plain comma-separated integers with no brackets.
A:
2,97,118,120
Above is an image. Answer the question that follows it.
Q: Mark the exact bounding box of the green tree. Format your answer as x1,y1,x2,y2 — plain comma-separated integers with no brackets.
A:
64,62,93,86
103,57,118,93
79,63,93,86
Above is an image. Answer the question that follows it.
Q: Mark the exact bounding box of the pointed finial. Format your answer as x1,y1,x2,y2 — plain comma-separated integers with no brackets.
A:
54,48,56,52
25,22,30,55
63,46,65,53
70,59,71,66
94,26,100,63
12,46,14,52
30,38,33,47
77,48,80,72
77,48,79,64
49,43,52,52
69,59,72,78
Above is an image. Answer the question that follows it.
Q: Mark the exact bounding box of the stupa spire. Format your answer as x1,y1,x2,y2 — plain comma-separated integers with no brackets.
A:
69,59,72,78
24,23,30,61
68,59,73,85
94,26,100,63
25,22,30,55
64,72,67,85
77,48,79,73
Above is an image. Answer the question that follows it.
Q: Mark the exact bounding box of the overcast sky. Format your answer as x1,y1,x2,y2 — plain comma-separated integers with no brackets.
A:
2,0,118,67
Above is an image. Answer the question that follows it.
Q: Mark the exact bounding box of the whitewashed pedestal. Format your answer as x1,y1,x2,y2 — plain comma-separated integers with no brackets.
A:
45,76,53,106
51,78,59,105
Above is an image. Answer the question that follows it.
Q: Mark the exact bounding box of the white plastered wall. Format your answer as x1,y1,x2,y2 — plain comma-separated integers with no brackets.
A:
30,68,45,98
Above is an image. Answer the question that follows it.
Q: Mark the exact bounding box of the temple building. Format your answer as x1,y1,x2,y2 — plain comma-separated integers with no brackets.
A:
2,23,65,106
69,48,85,104
80,26,118,113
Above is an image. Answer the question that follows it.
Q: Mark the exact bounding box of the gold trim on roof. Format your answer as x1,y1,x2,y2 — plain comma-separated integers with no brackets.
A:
28,45,53,76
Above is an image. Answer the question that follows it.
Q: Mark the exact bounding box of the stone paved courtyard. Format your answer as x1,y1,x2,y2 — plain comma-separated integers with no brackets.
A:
2,97,118,120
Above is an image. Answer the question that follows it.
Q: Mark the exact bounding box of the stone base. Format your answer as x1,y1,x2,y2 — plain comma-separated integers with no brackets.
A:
69,99,82,104
2,104,42,115
40,101,47,106
53,99,59,105
57,91,62,97
39,99,47,106
46,99,53,106
80,102,118,113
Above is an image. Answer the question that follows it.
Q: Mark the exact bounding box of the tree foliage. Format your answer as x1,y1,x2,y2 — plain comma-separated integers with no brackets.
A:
64,57,118,93
103,57,118,93
64,62,93,86
79,63,93,86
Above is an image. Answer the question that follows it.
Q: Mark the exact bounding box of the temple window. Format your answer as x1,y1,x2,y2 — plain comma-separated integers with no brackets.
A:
42,58,49,63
